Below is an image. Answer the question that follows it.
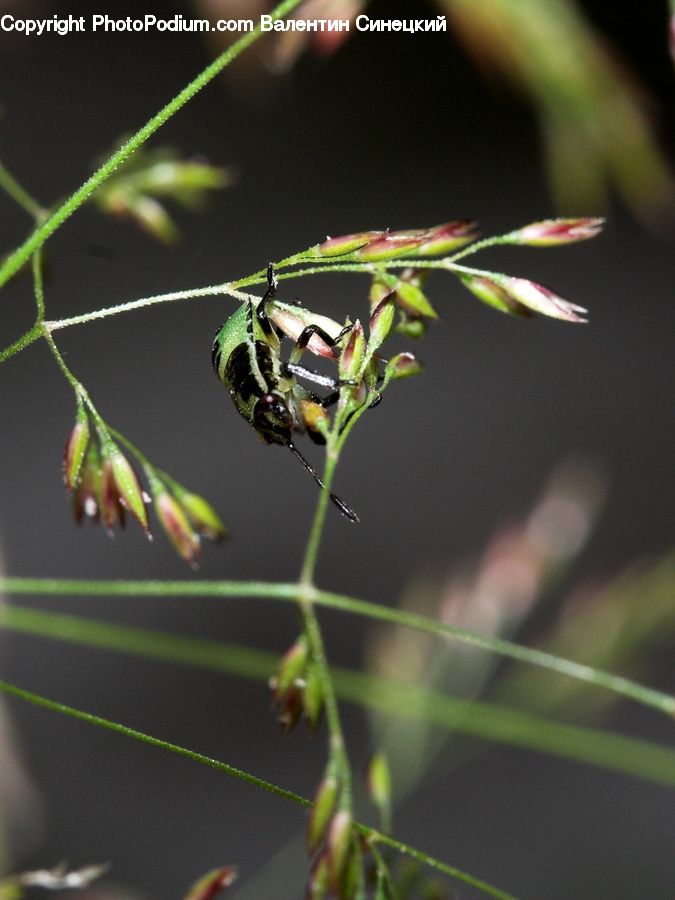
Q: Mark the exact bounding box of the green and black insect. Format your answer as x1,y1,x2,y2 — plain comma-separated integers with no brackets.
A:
212,264,359,522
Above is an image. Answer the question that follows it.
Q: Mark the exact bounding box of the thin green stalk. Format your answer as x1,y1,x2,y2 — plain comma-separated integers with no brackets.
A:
444,234,512,263
298,430,353,813
34,253,510,338
45,284,249,332
366,831,516,900
40,329,110,434
0,323,43,364
233,253,511,288
1,578,672,717
0,0,304,293
231,232,510,289
0,229,563,357
299,449,339,588
0,676,516,900
0,677,307,805
0,161,46,221
32,249,46,320
2,605,674,787
41,330,84,395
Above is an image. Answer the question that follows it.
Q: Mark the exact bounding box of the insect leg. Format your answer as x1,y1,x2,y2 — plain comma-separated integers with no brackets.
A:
288,322,353,365
320,391,340,409
283,361,357,391
256,262,279,341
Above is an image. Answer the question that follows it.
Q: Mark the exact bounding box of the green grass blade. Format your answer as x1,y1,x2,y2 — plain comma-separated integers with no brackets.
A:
2,605,674,788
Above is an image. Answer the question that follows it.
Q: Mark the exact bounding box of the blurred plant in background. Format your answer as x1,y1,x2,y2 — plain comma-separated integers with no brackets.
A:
366,459,675,810
93,144,233,244
197,0,674,222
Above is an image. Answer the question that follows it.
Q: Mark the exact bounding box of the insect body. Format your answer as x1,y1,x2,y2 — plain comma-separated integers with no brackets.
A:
212,265,359,523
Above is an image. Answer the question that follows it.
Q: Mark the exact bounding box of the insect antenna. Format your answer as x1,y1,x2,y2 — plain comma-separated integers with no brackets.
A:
288,443,360,524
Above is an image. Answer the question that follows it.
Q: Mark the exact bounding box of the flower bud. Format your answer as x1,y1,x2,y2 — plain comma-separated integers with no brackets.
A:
277,684,304,734
274,636,309,700
100,455,125,534
109,446,149,532
340,842,363,900
312,231,383,258
305,852,330,899
459,272,587,322
505,217,604,247
368,295,395,354
368,277,392,311
396,317,427,340
126,194,180,245
155,490,202,566
73,441,103,524
63,407,90,491
384,352,423,385
353,234,425,261
179,491,228,542
395,278,437,320
307,774,338,853
95,147,230,244
417,219,478,256
184,867,237,900
326,811,354,889
339,320,365,381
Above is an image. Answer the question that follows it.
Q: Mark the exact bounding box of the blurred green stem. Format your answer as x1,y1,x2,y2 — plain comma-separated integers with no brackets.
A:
0,161,46,221
2,604,674,787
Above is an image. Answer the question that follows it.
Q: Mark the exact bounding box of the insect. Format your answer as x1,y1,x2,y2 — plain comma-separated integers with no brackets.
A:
212,264,359,523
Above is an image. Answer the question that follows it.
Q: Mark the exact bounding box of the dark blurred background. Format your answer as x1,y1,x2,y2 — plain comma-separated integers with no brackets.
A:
0,1,674,898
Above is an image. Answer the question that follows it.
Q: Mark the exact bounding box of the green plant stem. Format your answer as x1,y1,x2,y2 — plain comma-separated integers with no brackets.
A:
32,249,46,320
0,229,571,362
39,327,110,433
1,578,672,717
299,451,339,589
17,252,517,342
0,0,304,293
0,161,46,221
3,605,674,788
365,830,515,900
45,284,250,332
0,677,308,805
0,676,515,900
298,432,354,813
0,323,43,364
